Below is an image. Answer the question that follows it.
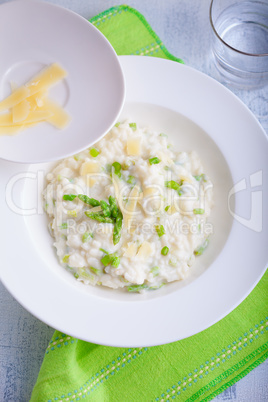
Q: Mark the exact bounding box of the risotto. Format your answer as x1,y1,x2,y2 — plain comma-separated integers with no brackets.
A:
43,120,213,292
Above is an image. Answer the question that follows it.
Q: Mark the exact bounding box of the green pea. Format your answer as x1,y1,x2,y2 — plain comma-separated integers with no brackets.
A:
89,148,100,157
161,246,169,256
149,157,161,165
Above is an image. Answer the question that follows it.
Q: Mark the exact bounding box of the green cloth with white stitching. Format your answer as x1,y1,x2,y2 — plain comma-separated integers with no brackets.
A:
30,6,268,402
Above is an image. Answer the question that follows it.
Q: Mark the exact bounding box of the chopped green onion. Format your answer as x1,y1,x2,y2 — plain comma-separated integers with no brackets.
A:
78,194,100,207
165,180,182,196
106,163,112,173
111,256,120,268
82,232,92,243
149,157,161,165
101,254,112,266
122,161,130,170
165,205,170,212
101,253,120,268
194,174,207,182
100,248,108,254
74,154,82,161
122,160,135,170
60,222,68,229
127,175,135,184
161,246,169,256
62,254,69,263
159,133,168,137
67,210,77,218
155,224,165,237
74,272,79,279
129,122,137,131
78,268,94,281
149,284,164,290
115,122,120,127
194,239,209,256
151,266,159,277
127,284,148,292
194,175,202,181
193,208,205,215
89,148,100,157
112,161,122,178
90,267,101,275
169,257,177,267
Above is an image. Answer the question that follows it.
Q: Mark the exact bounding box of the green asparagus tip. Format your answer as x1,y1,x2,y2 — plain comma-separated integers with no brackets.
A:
63,194,77,201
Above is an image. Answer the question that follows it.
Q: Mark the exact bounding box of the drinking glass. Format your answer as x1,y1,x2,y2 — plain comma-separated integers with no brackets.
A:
209,0,268,88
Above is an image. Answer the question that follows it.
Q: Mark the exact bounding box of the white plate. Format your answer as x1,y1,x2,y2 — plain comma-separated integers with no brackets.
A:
0,0,125,164
1,56,267,347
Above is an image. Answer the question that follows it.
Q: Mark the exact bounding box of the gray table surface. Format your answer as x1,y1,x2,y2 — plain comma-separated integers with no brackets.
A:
0,0,267,401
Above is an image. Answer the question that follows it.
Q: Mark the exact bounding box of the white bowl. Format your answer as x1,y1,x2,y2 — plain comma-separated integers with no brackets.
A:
0,0,125,163
0,56,267,346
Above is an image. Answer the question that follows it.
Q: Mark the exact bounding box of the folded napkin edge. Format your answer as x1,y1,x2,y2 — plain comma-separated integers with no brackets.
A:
89,4,184,64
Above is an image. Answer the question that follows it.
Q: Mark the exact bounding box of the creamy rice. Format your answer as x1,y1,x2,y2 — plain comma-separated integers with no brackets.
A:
43,120,213,292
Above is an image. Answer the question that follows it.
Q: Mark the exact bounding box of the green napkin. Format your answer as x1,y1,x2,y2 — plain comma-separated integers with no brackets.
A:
31,5,268,402
90,5,183,63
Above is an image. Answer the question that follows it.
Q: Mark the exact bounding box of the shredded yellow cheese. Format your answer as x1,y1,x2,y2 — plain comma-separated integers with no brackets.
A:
124,185,140,231
111,171,124,211
26,63,67,97
127,137,141,156
0,86,30,112
123,242,138,258
12,99,30,123
0,110,53,126
80,162,100,176
0,63,70,136
41,98,71,129
0,125,22,136
86,177,98,188
27,89,48,110
137,241,153,259
143,187,159,197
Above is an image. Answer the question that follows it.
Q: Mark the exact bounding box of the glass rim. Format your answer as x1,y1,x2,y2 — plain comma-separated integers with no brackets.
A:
209,0,268,57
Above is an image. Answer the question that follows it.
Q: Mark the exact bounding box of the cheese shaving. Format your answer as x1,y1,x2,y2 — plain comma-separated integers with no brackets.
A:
0,63,70,136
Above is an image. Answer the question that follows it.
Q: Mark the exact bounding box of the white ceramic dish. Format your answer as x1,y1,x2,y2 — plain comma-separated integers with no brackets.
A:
0,0,125,164
1,56,267,347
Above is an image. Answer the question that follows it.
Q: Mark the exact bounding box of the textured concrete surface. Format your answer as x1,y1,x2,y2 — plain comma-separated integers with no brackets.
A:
0,0,267,401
